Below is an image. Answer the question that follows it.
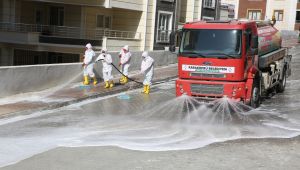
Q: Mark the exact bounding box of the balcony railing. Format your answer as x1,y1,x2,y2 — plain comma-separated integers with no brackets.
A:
0,22,141,40
156,29,172,43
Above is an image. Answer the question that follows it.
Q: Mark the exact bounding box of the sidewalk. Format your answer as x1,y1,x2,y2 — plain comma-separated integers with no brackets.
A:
0,64,178,118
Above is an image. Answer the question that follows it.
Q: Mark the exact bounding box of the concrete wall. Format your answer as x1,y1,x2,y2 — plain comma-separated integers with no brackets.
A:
0,46,13,66
0,50,177,97
104,38,141,52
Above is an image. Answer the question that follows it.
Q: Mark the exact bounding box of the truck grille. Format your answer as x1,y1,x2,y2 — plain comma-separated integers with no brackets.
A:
190,72,225,78
190,84,224,95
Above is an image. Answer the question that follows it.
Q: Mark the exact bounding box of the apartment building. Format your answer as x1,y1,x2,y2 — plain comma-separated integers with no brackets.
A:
219,3,235,20
221,0,238,19
0,0,159,66
202,0,220,20
265,0,297,30
178,0,220,24
238,0,267,20
154,0,177,50
238,0,298,31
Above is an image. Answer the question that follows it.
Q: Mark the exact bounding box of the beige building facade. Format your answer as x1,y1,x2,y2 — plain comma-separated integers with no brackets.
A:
0,0,158,66
265,0,297,30
178,0,203,25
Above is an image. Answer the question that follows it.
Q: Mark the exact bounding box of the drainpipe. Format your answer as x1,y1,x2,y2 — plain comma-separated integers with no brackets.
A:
173,0,177,30
215,0,219,20
143,0,149,51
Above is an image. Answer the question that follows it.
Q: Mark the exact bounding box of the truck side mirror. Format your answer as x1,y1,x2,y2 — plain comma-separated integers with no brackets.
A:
249,35,258,55
250,48,258,55
252,35,258,49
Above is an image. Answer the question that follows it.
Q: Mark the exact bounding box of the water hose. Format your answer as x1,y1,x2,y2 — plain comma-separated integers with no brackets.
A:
111,63,144,85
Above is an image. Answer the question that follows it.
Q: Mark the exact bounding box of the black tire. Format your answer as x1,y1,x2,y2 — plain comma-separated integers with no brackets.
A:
277,67,287,93
250,77,261,108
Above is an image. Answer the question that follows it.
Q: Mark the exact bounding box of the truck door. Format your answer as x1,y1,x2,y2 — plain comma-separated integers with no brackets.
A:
244,27,259,77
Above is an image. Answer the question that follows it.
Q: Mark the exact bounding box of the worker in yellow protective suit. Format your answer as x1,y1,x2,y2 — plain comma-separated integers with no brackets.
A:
96,48,114,88
119,45,131,84
82,43,97,85
140,51,154,94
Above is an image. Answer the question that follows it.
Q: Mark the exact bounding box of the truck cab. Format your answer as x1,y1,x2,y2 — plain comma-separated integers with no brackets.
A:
176,20,291,108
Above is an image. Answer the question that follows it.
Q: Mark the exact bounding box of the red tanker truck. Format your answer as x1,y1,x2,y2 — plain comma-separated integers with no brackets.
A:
176,20,292,108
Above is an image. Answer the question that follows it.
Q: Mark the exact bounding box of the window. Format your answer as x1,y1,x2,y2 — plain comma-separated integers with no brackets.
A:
97,15,111,29
203,0,216,9
296,11,300,23
35,10,43,24
49,7,64,26
248,10,261,20
274,10,283,21
156,11,173,43
180,29,242,58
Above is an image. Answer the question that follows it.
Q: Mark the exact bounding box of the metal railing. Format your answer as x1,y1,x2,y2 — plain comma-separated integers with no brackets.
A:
0,22,141,40
156,29,171,43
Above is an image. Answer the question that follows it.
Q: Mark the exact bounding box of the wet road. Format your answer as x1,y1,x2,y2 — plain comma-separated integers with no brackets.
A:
1,47,300,169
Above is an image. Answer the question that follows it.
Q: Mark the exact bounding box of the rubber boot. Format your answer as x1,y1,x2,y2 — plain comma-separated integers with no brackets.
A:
119,76,124,83
145,85,150,94
109,80,114,88
122,76,128,84
104,81,109,88
141,85,147,93
93,77,98,85
83,76,89,85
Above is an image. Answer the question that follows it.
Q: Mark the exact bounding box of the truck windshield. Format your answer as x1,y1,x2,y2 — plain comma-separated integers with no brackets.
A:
180,29,242,58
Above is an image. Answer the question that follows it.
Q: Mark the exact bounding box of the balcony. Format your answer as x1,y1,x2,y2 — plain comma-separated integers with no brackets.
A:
109,0,144,11
27,0,144,11
26,0,106,7
0,22,141,46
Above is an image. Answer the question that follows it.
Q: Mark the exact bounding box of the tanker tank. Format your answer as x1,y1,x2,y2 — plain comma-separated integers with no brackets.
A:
257,25,282,56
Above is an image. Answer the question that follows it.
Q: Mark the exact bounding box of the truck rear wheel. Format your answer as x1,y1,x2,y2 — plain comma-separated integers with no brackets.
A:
250,78,261,108
277,67,287,93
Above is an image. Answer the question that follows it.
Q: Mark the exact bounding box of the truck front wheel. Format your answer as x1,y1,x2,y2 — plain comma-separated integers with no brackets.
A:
277,67,287,93
250,78,261,108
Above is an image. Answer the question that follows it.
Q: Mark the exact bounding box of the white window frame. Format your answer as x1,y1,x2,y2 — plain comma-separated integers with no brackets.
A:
247,10,262,20
203,0,216,9
96,14,112,29
156,10,173,43
274,10,284,21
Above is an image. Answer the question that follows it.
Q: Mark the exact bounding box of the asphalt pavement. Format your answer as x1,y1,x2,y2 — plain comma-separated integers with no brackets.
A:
0,64,177,118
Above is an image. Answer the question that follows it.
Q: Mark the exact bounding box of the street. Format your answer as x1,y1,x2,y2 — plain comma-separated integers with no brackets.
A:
1,47,300,170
